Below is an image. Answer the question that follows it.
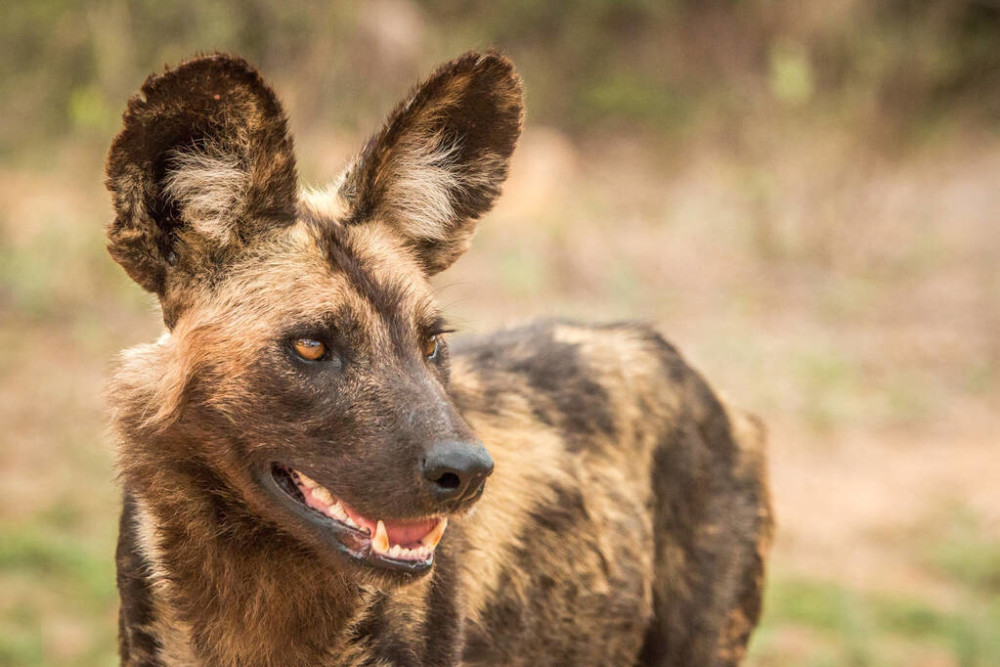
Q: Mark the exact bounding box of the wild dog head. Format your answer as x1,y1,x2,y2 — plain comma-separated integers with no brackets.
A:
106,53,522,582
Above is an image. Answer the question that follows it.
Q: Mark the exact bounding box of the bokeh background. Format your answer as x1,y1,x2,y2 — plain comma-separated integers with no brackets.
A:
2,1,999,665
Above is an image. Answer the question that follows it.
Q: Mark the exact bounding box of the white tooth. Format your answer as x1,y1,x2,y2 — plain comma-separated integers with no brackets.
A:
389,544,402,558
372,520,390,554
312,486,334,506
328,502,347,520
296,471,317,489
420,518,448,550
344,515,359,529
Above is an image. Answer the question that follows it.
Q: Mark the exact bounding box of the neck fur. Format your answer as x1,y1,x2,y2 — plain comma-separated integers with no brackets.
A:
128,474,374,666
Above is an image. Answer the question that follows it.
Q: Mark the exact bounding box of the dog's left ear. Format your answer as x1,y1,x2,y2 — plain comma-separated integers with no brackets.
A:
338,51,523,275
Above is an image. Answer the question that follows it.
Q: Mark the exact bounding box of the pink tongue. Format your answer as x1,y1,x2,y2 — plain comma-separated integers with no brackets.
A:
296,478,437,547
341,505,435,546
384,518,437,546
325,502,434,547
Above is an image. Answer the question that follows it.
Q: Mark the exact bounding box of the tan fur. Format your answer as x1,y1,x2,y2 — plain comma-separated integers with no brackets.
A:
300,184,350,222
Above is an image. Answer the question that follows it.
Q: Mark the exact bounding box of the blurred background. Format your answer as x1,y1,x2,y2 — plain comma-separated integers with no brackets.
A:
1,1,998,665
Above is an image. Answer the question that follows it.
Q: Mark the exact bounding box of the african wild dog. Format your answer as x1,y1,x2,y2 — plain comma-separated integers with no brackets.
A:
105,52,772,666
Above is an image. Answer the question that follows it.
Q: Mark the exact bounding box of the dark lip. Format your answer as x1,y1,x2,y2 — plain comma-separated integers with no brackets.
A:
255,464,434,576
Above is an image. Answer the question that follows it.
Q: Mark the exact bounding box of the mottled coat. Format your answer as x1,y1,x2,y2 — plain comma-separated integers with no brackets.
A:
105,52,773,666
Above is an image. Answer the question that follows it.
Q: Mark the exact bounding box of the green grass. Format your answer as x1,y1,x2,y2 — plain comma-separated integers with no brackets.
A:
0,518,119,666
926,508,1000,597
749,576,1000,667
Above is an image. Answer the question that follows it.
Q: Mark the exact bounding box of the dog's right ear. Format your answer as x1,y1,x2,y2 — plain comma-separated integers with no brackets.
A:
105,54,297,308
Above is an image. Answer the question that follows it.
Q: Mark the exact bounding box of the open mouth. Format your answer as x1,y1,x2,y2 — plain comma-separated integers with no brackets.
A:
269,464,446,575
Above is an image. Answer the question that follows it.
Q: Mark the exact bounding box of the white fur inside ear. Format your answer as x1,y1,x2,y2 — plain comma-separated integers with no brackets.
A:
382,134,493,241
386,136,460,240
162,144,249,242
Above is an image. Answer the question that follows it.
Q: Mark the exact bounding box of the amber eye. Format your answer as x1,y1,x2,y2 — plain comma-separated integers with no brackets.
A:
422,334,439,360
293,338,327,361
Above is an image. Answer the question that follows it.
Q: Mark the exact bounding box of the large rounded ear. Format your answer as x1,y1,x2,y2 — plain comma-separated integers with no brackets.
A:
338,51,523,275
105,54,297,299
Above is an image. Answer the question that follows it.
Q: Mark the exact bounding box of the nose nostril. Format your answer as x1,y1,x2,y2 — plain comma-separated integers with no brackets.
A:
434,472,462,490
422,441,493,499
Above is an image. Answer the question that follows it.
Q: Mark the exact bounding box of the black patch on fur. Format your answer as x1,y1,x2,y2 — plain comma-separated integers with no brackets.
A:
419,547,464,665
510,333,617,452
451,321,619,450
320,226,405,314
527,483,588,536
446,341,509,417
116,490,162,666
461,568,526,661
350,594,421,665
637,334,758,665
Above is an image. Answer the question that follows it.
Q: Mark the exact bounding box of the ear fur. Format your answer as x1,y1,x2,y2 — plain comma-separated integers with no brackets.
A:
105,54,297,298
338,51,523,275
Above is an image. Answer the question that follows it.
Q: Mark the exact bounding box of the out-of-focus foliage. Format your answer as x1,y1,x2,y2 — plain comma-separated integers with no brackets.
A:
2,0,999,158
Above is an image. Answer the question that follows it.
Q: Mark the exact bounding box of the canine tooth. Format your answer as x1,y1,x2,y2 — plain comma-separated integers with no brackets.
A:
372,520,390,554
420,518,448,550
311,485,334,506
296,471,317,489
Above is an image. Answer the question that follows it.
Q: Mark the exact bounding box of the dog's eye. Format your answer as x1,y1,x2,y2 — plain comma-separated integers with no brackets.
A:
293,338,327,361
422,334,439,360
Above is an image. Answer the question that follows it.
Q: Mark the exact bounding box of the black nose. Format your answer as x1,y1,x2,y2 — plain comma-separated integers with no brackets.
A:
421,441,494,501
